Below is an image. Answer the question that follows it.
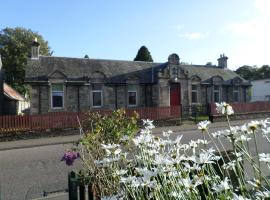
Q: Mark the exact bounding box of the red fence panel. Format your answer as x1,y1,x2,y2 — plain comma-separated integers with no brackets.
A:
210,101,270,116
0,106,182,133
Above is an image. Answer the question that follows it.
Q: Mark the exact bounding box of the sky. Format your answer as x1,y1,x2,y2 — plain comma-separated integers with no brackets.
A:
1,0,270,70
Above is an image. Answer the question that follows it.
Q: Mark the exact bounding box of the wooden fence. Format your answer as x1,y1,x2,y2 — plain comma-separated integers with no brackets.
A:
0,106,181,133
210,101,270,116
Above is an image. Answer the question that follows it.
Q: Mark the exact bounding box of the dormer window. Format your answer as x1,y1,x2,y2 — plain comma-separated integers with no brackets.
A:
128,85,137,107
51,84,64,109
213,85,220,102
92,83,103,108
192,85,198,103
233,86,239,102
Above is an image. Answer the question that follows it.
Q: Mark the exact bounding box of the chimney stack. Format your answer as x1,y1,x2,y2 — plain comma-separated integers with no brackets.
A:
217,54,228,69
31,37,40,59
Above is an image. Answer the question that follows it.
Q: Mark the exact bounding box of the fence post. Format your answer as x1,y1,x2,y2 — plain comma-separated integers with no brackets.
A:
68,171,78,200
88,184,94,200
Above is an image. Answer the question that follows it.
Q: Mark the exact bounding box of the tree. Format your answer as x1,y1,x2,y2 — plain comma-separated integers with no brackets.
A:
84,54,89,59
235,65,270,80
134,46,153,62
0,27,51,94
235,65,258,80
257,65,270,79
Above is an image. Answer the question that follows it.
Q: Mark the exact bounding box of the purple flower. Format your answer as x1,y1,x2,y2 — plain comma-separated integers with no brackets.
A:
61,151,80,166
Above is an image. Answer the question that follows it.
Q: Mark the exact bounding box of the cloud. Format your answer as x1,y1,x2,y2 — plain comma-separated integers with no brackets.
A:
178,32,206,40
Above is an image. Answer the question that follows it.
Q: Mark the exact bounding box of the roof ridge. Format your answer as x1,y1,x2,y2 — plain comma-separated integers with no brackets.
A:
39,55,162,64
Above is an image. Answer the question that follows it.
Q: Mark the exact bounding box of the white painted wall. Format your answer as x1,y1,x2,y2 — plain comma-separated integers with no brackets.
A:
251,78,270,101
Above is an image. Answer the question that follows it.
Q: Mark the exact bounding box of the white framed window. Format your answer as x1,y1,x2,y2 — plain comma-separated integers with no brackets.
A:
128,85,137,107
191,85,198,103
233,86,239,102
92,83,103,107
51,84,64,109
213,85,220,102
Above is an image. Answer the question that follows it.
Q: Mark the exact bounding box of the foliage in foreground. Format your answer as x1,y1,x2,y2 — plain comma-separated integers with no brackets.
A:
62,109,139,195
63,104,270,200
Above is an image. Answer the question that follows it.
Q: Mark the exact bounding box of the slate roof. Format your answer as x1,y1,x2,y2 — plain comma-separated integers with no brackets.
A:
25,56,249,85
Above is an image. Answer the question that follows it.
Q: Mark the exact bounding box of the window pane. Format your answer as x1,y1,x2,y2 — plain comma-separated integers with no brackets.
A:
52,84,63,91
128,85,136,91
93,92,102,106
92,83,102,90
234,92,239,102
192,92,197,103
52,94,63,108
214,92,220,102
192,85,197,90
128,92,137,105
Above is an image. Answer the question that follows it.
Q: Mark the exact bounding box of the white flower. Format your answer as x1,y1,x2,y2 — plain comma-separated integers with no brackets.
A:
101,143,119,150
212,177,231,192
216,102,234,115
262,127,270,136
179,178,202,190
255,190,270,199
114,148,122,155
142,119,155,129
247,179,261,188
133,132,153,146
235,134,251,142
120,135,130,142
173,135,183,144
197,120,211,132
114,169,128,176
196,139,209,145
162,130,173,137
259,153,270,163
120,176,136,184
196,149,219,164
232,193,251,200
247,120,260,132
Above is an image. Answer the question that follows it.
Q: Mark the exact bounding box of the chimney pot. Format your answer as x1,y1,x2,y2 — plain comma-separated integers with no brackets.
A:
217,53,228,69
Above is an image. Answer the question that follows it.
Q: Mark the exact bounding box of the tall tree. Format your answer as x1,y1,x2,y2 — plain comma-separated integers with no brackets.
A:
134,46,153,62
0,27,51,94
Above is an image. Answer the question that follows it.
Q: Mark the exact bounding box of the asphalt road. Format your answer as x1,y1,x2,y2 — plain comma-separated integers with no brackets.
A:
0,143,80,200
0,124,269,200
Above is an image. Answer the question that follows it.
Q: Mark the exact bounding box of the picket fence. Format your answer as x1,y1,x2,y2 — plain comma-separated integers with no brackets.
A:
0,106,181,133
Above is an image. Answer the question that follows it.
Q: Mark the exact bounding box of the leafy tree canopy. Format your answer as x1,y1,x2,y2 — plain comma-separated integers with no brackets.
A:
235,65,270,80
84,54,90,59
0,27,51,95
134,46,153,62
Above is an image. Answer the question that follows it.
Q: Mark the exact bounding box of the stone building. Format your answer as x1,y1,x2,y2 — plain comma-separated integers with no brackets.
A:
25,40,251,115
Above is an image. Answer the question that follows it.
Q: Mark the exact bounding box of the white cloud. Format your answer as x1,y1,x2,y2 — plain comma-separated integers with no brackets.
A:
178,32,206,40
